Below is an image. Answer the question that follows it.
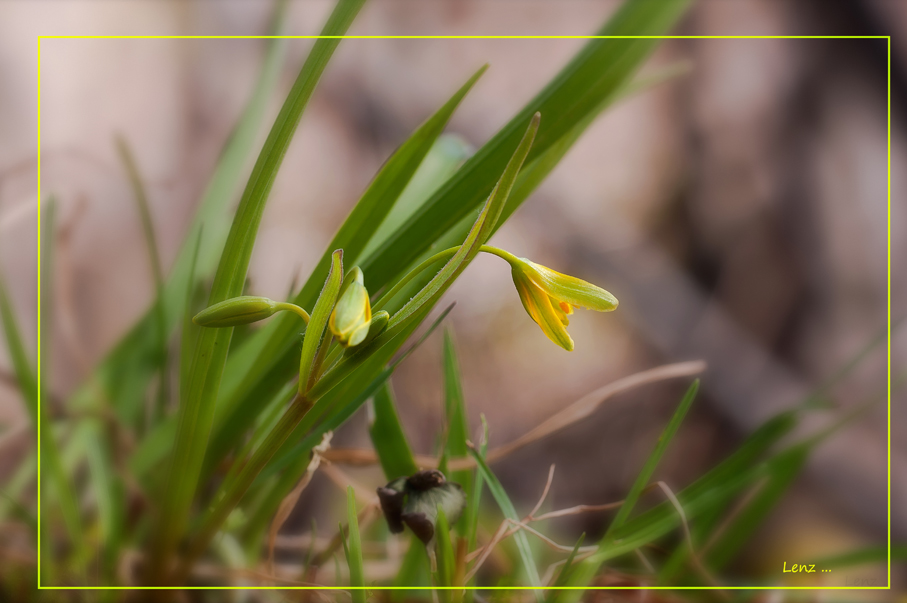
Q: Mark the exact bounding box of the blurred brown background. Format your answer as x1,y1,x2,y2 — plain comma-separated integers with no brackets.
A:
0,0,903,589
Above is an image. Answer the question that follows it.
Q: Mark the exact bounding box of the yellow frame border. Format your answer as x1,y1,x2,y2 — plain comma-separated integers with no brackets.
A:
35,34,893,592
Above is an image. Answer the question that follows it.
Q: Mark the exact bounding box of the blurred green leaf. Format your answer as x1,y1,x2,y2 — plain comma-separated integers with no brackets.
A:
468,446,542,595
116,135,168,426
551,533,586,590
441,329,472,538
360,0,692,289
435,507,455,599
369,382,419,480
344,487,366,603
558,380,699,596
610,380,699,536
66,11,290,425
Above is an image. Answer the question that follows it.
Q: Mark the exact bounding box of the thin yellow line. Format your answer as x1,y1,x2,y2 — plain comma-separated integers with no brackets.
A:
35,586,896,591
37,35,890,40
34,32,893,592
887,34,892,591
36,34,42,591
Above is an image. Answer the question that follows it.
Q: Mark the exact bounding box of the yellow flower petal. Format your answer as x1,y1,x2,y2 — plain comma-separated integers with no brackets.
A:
523,260,618,312
512,268,574,351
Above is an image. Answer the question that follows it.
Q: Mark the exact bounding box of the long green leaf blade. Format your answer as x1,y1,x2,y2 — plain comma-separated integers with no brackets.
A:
151,0,365,581
369,382,419,480
344,487,366,603
468,447,542,594
441,329,471,537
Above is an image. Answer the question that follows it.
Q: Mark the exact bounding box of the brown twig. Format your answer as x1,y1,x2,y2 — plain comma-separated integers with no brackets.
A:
321,360,707,471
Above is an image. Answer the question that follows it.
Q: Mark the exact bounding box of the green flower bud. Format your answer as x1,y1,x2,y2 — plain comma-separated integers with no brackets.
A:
192,296,280,328
377,470,466,545
344,310,389,354
329,267,373,347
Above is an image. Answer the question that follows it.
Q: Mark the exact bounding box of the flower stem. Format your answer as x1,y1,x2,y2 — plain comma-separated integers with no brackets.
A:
372,245,518,313
273,301,311,323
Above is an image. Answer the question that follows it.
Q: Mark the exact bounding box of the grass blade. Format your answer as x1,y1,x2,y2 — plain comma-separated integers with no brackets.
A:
434,507,455,600
151,0,365,582
703,446,808,571
554,380,698,599
0,258,83,575
66,7,290,425
369,381,419,480
344,486,366,603
608,380,699,537
551,533,586,589
468,446,542,595
116,135,169,426
360,0,692,289
441,329,472,537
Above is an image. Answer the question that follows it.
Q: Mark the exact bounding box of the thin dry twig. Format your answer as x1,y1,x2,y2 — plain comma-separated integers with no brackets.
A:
699,476,770,557
528,464,556,518
656,481,728,599
268,432,333,574
321,360,707,471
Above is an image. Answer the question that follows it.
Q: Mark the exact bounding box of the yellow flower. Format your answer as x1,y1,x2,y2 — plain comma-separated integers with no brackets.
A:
510,257,618,351
329,267,373,347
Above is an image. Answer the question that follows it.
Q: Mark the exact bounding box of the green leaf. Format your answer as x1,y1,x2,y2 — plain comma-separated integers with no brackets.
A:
344,487,366,603
150,0,365,581
360,0,692,289
463,415,488,603
203,0,691,496
0,275,36,421
812,545,907,570
0,248,84,566
468,446,542,595
704,445,809,570
551,533,586,590
556,409,799,596
434,507,455,598
66,7,290,425
609,380,699,537
116,134,169,425
557,380,698,596
393,537,432,599
441,329,472,537
299,250,343,394
369,382,419,480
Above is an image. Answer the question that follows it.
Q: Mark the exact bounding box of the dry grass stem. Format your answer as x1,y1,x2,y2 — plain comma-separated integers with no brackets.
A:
268,432,333,573
321,361,707,471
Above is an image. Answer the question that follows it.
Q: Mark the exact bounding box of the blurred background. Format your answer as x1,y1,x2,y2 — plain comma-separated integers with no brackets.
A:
0,0,903,593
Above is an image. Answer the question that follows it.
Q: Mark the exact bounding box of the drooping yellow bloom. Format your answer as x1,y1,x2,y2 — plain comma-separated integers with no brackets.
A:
329,266,373,347
510,257,618,351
